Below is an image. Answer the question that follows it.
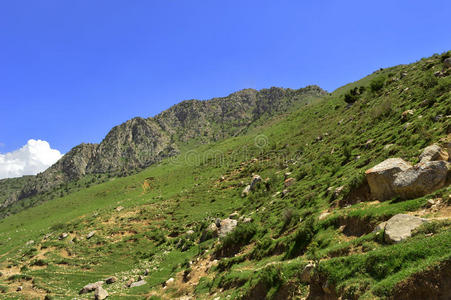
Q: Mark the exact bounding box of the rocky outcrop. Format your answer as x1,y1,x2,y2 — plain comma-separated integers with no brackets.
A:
392,161,448,199
383,214,428,243
18,143,98,199
365,158,412,201
86,117,174,173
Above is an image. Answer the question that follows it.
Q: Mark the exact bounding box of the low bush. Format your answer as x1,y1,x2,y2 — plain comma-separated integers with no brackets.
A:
214,223,257,257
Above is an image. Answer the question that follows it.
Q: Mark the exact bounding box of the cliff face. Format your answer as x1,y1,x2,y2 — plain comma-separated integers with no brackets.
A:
86,117,174,174
2,85,326,206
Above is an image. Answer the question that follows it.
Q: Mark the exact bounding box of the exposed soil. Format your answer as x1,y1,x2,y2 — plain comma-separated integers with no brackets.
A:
390,259,451,300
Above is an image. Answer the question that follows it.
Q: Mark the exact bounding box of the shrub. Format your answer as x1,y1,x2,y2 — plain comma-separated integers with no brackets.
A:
369,75,385,92
343,86,364,104
214,223,257,257
371,98,392,120
284,216,316,259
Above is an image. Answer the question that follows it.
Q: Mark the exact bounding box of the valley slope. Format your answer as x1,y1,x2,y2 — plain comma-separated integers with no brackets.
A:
0,52,450,299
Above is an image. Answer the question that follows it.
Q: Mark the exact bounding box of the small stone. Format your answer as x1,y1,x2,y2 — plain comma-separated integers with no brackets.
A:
229,212,239,219
384,144,394,150
165,277,175,286
242,217,253,223
115,206,124,212
426,199,435,208
129,280,146,288
401,109,414,121
284,177,296,187
105,277,117,284
241,185,251,197
59,233,68,240
333,186,345,199
86,231,96,239
318,212,330,220
372,221,387,233
125,278,135,287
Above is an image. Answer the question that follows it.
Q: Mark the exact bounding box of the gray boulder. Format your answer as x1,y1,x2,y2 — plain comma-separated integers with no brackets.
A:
365,158,412,201
218,218,237,237
95,286,108,300
384,214,428,243
79,281,104,294
393,161,448,199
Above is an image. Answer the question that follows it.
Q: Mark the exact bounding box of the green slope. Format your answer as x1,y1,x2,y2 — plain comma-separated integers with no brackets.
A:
0,51,450,299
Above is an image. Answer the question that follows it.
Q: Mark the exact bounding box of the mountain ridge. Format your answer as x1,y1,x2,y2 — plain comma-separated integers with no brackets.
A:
1,85,326,212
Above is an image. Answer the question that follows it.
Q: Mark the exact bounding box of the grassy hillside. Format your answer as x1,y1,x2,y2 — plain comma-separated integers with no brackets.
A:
0,51,450,299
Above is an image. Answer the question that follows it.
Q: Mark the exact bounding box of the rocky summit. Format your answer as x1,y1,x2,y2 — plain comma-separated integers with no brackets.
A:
0,52,450,299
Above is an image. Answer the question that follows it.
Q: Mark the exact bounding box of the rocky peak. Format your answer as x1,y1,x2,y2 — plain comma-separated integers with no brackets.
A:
3,85,327,207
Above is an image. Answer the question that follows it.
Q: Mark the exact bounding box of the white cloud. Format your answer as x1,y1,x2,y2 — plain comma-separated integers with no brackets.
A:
0,139,63,179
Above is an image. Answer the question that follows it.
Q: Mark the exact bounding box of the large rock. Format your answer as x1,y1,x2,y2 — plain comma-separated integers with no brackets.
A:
393,161,448,199
384,214,428,243
218,218,238,237
95,286,108,300
79,281,104,294
365,158,412,201
419,144,448,163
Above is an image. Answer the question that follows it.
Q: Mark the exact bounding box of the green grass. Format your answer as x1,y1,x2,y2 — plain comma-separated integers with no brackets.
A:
0,51,450,299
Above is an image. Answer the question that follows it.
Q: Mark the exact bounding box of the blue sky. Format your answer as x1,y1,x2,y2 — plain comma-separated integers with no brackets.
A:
0,0,450,155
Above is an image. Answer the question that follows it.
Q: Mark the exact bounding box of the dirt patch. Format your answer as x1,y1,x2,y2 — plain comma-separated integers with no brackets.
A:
340,179,371,207
390,259,451,300
339,216,376,237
